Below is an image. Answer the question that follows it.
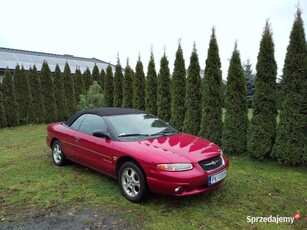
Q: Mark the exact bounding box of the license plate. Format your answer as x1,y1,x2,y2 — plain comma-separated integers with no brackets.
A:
208,169,227,185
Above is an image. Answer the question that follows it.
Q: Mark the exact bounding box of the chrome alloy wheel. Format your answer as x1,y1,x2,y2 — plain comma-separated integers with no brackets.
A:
121,167,141,198
52,143,62,164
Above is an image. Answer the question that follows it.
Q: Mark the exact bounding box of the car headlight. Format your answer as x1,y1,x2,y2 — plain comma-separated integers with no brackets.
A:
220,150,223,156
156,163,193,172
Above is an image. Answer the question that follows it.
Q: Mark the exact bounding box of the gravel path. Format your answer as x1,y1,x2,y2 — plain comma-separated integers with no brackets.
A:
0,207,141,230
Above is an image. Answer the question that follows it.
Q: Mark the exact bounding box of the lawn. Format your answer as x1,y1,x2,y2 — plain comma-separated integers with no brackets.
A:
0,125,306,229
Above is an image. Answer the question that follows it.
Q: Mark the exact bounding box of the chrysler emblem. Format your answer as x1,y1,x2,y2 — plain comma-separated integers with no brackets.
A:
204,160,219,166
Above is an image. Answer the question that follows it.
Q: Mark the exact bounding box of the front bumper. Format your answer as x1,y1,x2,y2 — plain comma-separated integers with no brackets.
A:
146,155,229,196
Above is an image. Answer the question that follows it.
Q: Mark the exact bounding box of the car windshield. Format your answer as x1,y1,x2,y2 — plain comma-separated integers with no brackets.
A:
106,113,179,141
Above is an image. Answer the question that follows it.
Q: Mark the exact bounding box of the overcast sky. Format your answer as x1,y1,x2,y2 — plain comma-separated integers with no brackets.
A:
0,0,306,79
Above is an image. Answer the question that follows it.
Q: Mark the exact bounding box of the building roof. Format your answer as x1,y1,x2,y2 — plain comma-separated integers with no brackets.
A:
0,47,112,73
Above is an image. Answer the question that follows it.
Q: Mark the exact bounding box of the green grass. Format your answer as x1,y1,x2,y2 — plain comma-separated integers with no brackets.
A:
0,125,306,229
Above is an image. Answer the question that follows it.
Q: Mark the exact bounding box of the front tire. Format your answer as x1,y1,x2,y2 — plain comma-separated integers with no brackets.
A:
118,162,148,203
52,140,66,166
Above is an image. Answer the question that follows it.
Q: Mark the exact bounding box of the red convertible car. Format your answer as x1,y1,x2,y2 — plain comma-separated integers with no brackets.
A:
46,107,229,202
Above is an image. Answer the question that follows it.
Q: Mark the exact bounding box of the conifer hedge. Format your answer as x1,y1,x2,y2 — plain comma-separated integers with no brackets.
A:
54,64,68,121
40,62,57,123
74,68,86,104
157,53,171,121
0,92,7,128
199,29,223,146
84,67,93,91
222,44,248,155
14,65,35,124
104,64,114,107
248,22,277,160
123,62,134,108
28,66,45,123
183,44,201,136
63,62,76,117
92,64,101,87
133,58,145,110
145,51,158,115
113,59,123,107
2,69,19,127
170,43,186,131
273,9,307,165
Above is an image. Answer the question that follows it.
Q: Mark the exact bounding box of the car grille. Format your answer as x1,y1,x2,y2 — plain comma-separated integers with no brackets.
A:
198,155,224,172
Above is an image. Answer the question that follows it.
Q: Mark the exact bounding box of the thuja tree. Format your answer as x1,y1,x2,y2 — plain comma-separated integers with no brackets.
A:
222,44,248,155
100,69,105,92
0,92,7,128
157,53,171,121
273,9,307,165
170,42,186,130
63,62,76,117
54,64,68,121
199,29,223,146
92,64,101,87
183,44,202,135
122,60,134,108
113,58,124,107
74,68,86,103
2,69,18,126
133,57,145,110
40,61,57,123
28,66,45,123
84,67,93,91
104,64,114,107
248,21,277,160
14,65,35,124
145,50,158,115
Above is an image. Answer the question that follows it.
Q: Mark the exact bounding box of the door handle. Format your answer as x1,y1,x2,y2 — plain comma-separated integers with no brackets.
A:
75,137,80,142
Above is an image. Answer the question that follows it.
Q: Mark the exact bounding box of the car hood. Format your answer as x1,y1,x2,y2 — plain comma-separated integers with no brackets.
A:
126,133,221,163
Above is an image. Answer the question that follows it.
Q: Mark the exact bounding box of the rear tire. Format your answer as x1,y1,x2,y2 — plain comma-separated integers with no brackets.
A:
52,140,66,166
118,162,148,203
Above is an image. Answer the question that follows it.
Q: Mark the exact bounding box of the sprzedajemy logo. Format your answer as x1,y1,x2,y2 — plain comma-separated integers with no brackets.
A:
246,213,300,225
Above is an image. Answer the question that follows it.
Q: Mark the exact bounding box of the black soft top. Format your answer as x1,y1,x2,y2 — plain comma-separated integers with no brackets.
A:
64,107,146,126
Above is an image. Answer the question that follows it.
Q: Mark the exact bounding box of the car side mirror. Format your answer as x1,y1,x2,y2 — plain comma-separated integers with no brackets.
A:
92,130,111,139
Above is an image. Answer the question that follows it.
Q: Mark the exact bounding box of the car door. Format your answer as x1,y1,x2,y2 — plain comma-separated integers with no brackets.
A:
62,114,87,159
73,114,114,176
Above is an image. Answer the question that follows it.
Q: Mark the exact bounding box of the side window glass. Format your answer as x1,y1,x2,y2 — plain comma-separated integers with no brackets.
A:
79,114,107,135
70,114,87,131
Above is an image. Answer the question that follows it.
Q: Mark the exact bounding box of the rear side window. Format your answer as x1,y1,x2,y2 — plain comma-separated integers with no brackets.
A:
78,114,107,135
70,114,87,131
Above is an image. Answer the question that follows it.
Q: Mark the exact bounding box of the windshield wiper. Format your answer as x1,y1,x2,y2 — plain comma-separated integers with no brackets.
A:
152,129,179,136
118,133,149,137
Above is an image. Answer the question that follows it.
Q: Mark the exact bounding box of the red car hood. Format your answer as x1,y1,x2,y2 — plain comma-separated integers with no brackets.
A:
125,133,221,163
